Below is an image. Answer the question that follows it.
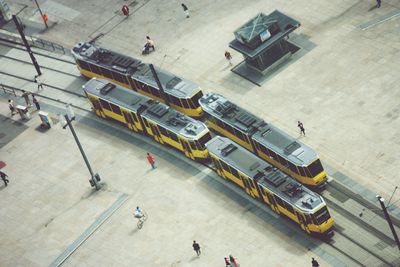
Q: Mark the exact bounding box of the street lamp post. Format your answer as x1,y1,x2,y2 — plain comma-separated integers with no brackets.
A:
377,195,400,250
33,0,48,29
60,107,101,190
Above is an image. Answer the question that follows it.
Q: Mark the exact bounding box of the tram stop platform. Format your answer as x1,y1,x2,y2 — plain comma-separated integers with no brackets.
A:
229,10,301,86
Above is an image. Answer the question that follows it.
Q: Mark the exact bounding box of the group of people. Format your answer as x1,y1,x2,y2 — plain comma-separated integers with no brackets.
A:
8,92,41,117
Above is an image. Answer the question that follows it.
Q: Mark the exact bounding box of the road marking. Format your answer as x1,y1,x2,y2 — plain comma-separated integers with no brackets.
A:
49,193,129,267
360,10,400,30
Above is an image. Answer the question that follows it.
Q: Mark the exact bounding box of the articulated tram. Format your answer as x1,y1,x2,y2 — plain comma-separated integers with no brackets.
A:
199,93,327,189
82,78,334,237
83,78,211,161
206,136,334,237
72,42,204,117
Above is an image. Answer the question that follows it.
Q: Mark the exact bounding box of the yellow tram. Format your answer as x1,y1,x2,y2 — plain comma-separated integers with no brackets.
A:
200,93,327,189
206,136,334,237
72,42,204,118
83,78,211,161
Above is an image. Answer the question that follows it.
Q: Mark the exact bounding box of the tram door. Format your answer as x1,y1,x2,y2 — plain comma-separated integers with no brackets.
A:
296,211,310,233
150,124,163,144
240,175,254,197
267,193,279,213
180,139,194,160
91,98,105,118
122,110,136,131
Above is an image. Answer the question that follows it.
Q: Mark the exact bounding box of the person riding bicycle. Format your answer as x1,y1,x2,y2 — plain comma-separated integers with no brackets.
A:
134,206,143,218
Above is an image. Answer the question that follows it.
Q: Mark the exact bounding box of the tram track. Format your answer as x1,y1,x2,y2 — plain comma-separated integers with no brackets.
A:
0,70,86,98
0,38,75,65
0,54,80,78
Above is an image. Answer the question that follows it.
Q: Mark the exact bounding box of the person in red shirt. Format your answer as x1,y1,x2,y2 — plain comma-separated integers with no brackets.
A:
146,153,156,169
122,5,129,16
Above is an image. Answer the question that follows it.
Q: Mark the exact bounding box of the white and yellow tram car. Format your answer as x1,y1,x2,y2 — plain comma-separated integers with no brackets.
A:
73,42,204,118
200,93,327,189
83,78,211,161
206,136,334,237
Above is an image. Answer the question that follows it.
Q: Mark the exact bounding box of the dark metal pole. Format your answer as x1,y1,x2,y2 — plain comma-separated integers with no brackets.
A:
33,0,48,29
64,115,100,190
377,195,400,250
12,15,42,76
149,64,169,106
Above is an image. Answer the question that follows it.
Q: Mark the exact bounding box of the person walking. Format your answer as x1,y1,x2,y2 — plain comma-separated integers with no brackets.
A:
192,241,201,256
224,257,231,266
34,75,44,91
229,255,239,267
146,153,156,169
181,3,190,18
32,94,40,110
0,171,9,187
225,51,233,65
21,90,31,107
376,0,381,8
311,257,320,267
122,4,129,16
8,99,16,116
298,121,306,136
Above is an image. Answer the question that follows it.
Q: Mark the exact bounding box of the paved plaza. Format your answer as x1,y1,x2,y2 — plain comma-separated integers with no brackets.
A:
1,0,400,266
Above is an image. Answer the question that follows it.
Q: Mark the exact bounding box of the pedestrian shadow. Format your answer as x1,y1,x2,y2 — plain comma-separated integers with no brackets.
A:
129,227,140,235
368,5,378,12
189,255,199,262
221,65,232,71
0,185,7,191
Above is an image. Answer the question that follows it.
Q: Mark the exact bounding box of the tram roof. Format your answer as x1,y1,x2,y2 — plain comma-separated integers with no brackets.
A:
199,93,318,166
83,78,208,139
206,136,324,213
72,42,200,98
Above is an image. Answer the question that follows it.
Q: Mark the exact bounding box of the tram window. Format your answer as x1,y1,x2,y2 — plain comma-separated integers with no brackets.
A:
308,159,324,177
149,85,160,98
101,68,113,79
233,129,243,140
158,126,168,136
259,144,270,157
269,149,277,160
275,196,284,206
131,112,138,122
288,161,299,174
90,64,101,75
220,160,230,172
230,167,239,178
298,166,306,177
109,103,122,115
191,91,203,108
99,99,111,110
77,60,90,70
189,141,197,150
215,118,223,128
305,168,312,178
142,119,149,127
198,133,212,147
277,154,288,167
181,99,190,109
169,132,179,142
285,203,294,214
224,123,234,134
187,98,196,109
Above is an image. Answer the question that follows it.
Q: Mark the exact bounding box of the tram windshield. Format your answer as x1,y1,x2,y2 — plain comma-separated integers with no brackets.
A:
191,91,203,108
198,132,212,149
307,159,324,177
313,206,330,225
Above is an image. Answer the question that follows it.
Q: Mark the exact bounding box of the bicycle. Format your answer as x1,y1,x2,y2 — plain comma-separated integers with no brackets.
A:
135,209,148,229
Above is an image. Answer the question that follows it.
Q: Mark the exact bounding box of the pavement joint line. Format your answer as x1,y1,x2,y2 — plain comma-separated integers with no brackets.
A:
48,193,129,267
359,9,400,30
